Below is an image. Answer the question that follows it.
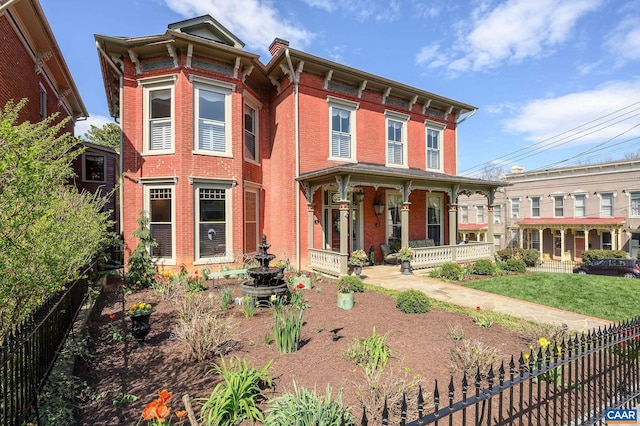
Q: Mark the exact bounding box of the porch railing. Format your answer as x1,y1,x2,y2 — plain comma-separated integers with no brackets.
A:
308,249,347,276
411,242,493,270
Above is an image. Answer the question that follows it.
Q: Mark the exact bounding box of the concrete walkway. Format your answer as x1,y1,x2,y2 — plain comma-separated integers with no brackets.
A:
360,264,612,333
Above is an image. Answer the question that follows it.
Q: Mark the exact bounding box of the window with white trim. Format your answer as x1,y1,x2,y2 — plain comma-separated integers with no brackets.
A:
631,192,640,217
476,205,485,223
84,154,105,182
244,103,258,162
195,184,232,262
328,97,358,161
427,194,442,246
530,196,540,217
425,121,444,171
602,231,612,250
385,111,408,167
553,196,564,217
493,205,502,224
574,194,586,217
244,188,259,253
192,76,234,156
600,193,613,217
510,198,520,219
141,76,175,154
146,186,175,262
459,206,468,224
531,230,540,250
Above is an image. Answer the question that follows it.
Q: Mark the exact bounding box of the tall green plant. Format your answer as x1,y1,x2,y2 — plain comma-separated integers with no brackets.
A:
198,357,272,426
343,327,392,373
273,307,304,353
126,211,157,289
0,100,113,336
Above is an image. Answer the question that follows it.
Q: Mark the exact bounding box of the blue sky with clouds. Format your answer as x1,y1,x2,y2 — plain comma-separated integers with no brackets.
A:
41,0,640,177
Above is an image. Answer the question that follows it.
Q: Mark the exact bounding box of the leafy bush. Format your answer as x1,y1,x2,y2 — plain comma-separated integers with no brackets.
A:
396,289,431,314
450,339,501,380
199,357,272,426
126,211,158,290
173,293,240,362
273,307,304,353
343,327,392,372
469,259,495,276
502,258,526,273
581,249,627,263
495,248,539,267
429,262,464,281
338,275,364,293
264,383,354,426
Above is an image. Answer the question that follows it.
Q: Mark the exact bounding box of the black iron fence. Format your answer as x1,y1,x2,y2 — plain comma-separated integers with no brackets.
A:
527,260,580,274
358,318,640,425
0,269,91,426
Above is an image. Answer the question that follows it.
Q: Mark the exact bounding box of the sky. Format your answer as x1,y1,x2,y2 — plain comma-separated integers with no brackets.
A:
40,0,640,177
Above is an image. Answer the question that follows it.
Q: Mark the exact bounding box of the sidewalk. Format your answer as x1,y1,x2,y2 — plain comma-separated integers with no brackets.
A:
360,265,612,333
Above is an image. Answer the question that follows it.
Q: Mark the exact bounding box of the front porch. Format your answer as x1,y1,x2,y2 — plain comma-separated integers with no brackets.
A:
297,163,504,276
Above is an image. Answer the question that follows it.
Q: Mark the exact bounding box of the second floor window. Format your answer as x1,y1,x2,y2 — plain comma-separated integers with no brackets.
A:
493,205,502,224
387,119,404,165
426,127,441,170
554,196,564,217
476,205,485,223
192,76,234,156
631,192,640,217
600,193,613,217
459,206,468,224
331,107,352,159
531,196,540,217
574,194,586,217
511,198,520,219
84,155,105,182
244,104,257,161
148,88,172,152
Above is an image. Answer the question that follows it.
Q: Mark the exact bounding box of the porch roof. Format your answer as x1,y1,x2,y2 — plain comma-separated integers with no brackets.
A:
296,162,506,194
517,217,626,227
459,223,488,231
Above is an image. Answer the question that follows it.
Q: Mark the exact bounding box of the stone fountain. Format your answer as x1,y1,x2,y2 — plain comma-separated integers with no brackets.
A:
241,234,288,299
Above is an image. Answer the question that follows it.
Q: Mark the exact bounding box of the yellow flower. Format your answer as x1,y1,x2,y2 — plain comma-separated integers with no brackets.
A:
270,294,277,302
556,346,562,357
538,337,550,349
524,353,530,360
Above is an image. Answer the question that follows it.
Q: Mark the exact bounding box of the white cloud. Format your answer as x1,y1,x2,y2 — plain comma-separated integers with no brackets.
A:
418,0,602,72
604,15,640,66
415,43,449,68
162,0,315,53
503,79,640,148
74,114,115,138
302,0,401,22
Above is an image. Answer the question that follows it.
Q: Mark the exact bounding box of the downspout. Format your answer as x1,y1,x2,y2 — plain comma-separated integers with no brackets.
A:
96,41,124,239
285,48,301,270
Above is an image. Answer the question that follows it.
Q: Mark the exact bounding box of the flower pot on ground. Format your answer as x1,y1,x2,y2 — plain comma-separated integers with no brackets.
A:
353,265,363,279
293,274,312,289
125,302,154,348
337,291,354,310
349,249,368,279
337,275,363,310
401,260,412,275
397,247,415,275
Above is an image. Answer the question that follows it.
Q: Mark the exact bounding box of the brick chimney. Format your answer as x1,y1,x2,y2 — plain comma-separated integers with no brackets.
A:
511,166,525,174
269,38,289,56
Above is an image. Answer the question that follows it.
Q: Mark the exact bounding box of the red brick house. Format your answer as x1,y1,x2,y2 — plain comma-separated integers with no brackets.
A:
0,0,86,133
96,15,503,275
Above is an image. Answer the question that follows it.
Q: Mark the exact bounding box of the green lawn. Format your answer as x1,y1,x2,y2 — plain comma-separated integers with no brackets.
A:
460,272,640,322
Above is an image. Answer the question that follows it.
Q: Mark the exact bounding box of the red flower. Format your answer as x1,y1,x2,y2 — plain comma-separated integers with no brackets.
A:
476,306,481,311
109,313,116,320
297,283,305,289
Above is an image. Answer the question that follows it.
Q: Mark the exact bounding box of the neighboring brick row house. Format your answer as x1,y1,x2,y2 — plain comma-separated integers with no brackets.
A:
96,15,504,275
458,160,640,261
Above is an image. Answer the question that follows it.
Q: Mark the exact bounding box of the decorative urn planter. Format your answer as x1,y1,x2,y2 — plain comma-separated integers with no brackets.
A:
353,265,363,279
129,309,154,348
401,260,412,275
337,291,354,310
293,274,312,289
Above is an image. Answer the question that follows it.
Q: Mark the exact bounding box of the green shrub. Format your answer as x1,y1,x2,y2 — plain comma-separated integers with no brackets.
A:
469,259,495,276
503,258,526,273
338,275,364,293
434,262,464,281
343,327,392,372
396,289,431,314
273,307,304,353
581,249,627,263
264,383,354,426
495,248,539,267
199,357,272,426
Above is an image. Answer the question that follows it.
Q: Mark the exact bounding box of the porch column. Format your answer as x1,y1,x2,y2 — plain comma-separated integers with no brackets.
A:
307,203,314,250
401,203,410,248
339,202,349,275
519,228,524,249
448,204,457,246
560,228,566,261
487,205,495,254
538,227,545,261
617,228,622,250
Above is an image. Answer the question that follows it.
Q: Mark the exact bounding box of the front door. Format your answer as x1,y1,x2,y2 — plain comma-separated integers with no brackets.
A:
575,237,585,260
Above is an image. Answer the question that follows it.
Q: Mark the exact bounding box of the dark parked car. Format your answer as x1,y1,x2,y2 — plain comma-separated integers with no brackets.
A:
573,258,640,278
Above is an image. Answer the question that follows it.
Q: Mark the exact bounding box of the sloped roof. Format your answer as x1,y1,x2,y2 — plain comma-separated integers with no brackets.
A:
517,217,626,226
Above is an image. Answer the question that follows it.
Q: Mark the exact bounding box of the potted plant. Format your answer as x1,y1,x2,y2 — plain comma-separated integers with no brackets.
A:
292,270,312,289
349,249,368,278
337,276,362,310
125,301,155,348
397,247,415,275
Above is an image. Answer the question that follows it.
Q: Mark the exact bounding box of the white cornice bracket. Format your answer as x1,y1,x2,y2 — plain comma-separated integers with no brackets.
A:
269,76,281,94
445,106,453,120
167,44,178,68
422,99,432,114
35,51,53,74
382,87,391,104
323,69,333,90
409,95,418,111
242,65,254,82
358,80,367,98
280,63,293,83
233,57,241,79
128,49,141,74
186,44,193,68
295,60,304,84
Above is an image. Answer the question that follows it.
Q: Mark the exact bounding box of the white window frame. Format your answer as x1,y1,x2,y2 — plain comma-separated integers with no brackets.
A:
600,192,614,217
530,196,541,218
459,205,469,224
244,183,260,253
191,75,235,157
553,195,564,217
82,153,106,183
243,91,262,164
531,229,540,250
475,205,485,223
493,204,502,225
425,120,445,171
386,192,403,243
601,231,612,250
510,198,520,219
385,110,409,168
142,180,177,265
192,177,234,264
629,191,640,217
140,75,176,155
574,194,586,218
327,96,358,162
427,193,443,246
